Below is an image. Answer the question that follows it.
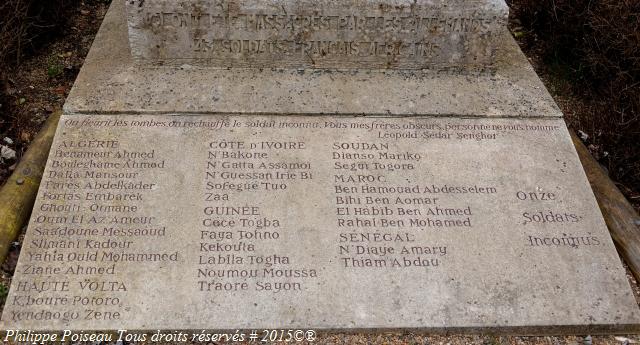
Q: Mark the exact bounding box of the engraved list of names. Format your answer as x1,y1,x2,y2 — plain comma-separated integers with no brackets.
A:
2,114,635,331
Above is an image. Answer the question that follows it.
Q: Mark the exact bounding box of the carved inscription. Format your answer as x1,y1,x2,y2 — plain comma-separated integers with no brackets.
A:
126,0,508,69
200,137,317,294
2,114,632,331
13,119,172,323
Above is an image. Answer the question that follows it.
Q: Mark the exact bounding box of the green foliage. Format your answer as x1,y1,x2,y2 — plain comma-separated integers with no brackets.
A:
0,283,8,304
47,57,64,78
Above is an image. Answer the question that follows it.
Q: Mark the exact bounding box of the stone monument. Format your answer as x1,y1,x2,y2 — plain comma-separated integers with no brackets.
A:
1,0,639,335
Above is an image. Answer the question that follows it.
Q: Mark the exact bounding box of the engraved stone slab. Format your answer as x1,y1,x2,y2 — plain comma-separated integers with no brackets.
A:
125,0,509,69
65,0,559,117
2,113,639,332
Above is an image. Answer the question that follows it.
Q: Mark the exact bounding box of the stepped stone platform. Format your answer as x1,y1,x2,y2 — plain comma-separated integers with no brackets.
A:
1,0,639,335
65,0,557,117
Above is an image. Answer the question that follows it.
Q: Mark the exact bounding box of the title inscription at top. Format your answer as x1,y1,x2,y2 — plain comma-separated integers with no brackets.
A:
126,0,509,69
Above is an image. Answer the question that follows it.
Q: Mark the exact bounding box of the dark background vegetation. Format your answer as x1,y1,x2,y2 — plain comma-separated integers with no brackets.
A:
508,0,640,207
0,0,109,183
0,0,83,121
0,0,79,67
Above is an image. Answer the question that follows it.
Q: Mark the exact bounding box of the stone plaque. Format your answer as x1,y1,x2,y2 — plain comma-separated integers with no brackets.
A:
125,0,508,69
2,114,638,332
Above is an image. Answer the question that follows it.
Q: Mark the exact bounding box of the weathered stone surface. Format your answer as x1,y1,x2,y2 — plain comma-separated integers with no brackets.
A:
5,0,638,336
125,0,508,69
64,0,560,117
1,113,638,332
